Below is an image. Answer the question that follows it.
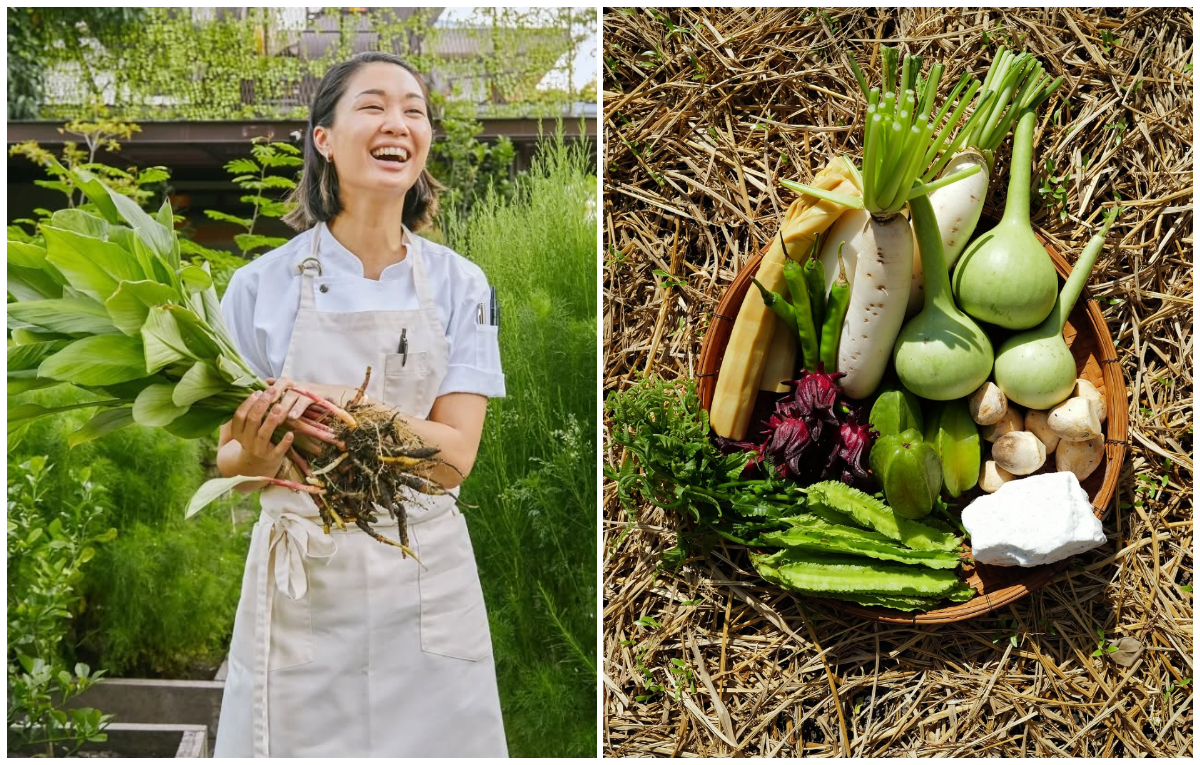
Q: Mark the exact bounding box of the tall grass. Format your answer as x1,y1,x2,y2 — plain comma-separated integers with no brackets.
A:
444,131,596,758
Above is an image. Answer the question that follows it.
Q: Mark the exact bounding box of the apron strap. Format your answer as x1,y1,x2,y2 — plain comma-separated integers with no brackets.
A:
296,223,324,311
406,235,437,312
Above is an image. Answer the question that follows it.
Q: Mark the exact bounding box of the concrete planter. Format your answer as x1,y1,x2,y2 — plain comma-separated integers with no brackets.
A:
56,674,225,757
66,678,225,742
8,722,208,758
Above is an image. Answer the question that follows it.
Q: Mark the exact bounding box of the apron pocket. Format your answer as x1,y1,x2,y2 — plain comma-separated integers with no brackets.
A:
268,581,315,671
416,513,492,662
384,351,433,416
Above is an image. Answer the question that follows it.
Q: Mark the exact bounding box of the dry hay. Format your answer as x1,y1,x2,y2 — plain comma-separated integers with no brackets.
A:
602,8,1192,757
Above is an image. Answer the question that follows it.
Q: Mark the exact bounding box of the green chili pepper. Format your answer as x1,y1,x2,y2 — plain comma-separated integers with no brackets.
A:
804,257,826,333
783,256,808,313
820,242,851,373
777,233,820,373
751,277,800,339
783,261,820,372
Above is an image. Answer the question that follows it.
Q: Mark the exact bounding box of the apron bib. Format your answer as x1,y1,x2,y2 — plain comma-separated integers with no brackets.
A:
214,224,507,757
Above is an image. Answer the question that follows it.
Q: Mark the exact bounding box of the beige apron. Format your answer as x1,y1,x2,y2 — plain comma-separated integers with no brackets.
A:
214,223,507,757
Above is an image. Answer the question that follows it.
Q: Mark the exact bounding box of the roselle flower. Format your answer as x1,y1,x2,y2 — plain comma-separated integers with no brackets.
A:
713,365,876,489
764,415,812,463
823,416,877,483
782,365,845,425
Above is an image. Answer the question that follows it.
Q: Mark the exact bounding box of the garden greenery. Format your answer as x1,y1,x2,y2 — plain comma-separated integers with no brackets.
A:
7,457,116,756
447,132,596,757
8,109,593,756
15,7,592,121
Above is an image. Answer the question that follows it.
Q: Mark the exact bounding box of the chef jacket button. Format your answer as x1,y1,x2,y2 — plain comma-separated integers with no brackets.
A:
319,284,329,293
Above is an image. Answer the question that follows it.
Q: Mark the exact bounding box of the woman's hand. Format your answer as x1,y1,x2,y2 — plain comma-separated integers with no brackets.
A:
217,378,360,484
215,379,320,484
228,386,295,473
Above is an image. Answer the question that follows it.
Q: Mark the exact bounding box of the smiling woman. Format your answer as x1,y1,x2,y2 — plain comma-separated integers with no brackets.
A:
211,52,508,758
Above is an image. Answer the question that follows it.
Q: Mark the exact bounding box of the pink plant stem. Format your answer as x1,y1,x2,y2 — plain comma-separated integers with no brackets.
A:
262,477,325,495
301,408,332,428
286,418,340,446
294,435,324,456
306,419,337,436
292,387,359,430
287,447,312,476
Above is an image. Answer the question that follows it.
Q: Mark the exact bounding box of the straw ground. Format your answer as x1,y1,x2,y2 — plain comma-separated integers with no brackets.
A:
602,8,1192,757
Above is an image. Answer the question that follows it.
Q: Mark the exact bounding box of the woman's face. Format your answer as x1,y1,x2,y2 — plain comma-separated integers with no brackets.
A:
314,62,433,203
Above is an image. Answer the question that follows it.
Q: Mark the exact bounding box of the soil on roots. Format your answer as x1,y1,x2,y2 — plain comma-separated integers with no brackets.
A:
305,400,450,556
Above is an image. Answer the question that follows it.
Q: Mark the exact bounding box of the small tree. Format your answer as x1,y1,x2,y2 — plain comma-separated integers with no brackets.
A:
429,115,517,218
8,116,168,227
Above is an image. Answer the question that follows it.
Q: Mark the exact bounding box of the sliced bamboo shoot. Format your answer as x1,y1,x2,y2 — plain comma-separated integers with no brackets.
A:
710,158,860,439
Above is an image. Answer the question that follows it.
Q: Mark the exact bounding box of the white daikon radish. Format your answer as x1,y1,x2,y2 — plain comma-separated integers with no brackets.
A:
834,213,913,399
784,47,990,400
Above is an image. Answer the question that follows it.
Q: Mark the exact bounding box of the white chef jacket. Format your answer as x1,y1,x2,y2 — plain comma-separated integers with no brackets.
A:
219,224,506,399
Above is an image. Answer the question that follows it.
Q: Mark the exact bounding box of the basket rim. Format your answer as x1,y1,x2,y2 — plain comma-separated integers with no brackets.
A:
696,225,1128,623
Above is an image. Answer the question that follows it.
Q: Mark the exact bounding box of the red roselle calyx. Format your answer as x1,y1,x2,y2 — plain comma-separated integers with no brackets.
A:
720,367,878,488
763,415,814,479
826,415,877,485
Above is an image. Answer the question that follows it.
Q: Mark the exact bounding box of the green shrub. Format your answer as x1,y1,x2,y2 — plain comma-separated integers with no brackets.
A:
10,386,205,530
9,386,253,676
446,130,596,757
429,115,517,217
77,511,253,677
7,456,116,756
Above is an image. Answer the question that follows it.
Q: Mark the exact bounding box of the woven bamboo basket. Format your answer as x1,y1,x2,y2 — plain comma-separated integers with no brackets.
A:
697,225,1128,624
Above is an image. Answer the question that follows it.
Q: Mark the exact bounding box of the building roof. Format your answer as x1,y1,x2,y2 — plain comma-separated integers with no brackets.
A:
6,116,596,178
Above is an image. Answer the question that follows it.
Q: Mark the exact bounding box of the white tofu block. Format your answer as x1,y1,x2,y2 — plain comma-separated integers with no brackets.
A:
961,472,1106,567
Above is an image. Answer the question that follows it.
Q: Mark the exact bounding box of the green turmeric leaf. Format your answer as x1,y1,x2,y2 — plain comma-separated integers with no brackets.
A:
38,334,147,386
105,280,178,335
132,383,189,426
141,306,194,373
9,399,120,436
8,298,118,337
43,226,143,302
8,340,71,372
165,305,223,358
178,265,213,292
8,240,51,270
68,407,136,447
186,475,266,519
165,406,230,439
173,361,227,406
63,165,119,223
106,189,177,267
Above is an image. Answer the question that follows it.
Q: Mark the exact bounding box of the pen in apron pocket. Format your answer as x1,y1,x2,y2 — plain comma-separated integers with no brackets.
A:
397,328,408,366
489,286,499,328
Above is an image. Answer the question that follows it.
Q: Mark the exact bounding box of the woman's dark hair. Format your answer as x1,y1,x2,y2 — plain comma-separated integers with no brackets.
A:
283,51,444,232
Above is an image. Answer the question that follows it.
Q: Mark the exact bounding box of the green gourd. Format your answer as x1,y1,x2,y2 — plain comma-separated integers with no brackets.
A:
951,109,1059,329
869,384,924,438
868,428,942,520
892,195,994,400
993,207,1120,408
923,399,980,498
